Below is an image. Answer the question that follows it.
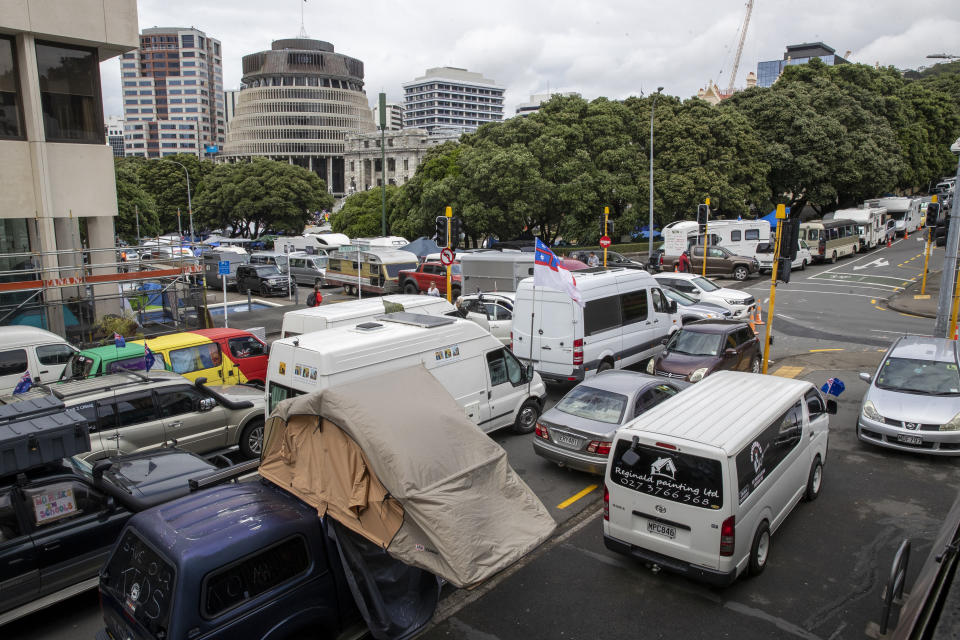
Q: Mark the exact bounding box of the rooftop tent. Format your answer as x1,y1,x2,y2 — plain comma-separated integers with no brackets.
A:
261,365,556,588
398,237,442,258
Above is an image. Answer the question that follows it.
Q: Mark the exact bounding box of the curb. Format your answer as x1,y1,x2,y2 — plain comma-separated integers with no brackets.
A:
886,274,938,319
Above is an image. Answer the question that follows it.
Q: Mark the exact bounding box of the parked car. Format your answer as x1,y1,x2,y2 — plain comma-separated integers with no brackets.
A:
234,264,290,296
885,219,899,244
61,343,154,380
287,252,329,288
648,319,761,381
568,250,645,270
653,273,757,319
137,328,269,386
399,260,462,297
0,326,78,391
663,245,760,281
659,286,733,323
459,291,515,345
756,240,812,273
532,371,688,474
858,336,960,455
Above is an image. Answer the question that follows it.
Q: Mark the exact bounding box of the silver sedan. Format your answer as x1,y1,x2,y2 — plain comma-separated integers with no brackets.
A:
533,371,689,474
858,335,960,455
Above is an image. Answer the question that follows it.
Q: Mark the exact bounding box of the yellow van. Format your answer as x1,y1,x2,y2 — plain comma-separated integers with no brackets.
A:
136,329,268,386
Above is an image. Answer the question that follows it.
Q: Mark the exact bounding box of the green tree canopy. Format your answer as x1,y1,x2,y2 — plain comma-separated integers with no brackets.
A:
330,185,402,238
113,159,160,242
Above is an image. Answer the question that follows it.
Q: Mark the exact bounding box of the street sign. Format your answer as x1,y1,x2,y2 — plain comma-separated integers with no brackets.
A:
599,236,611,248
440,247,455,266
218,261,230,276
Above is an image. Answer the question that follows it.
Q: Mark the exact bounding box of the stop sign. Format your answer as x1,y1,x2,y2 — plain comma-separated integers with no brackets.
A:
599,235,611,248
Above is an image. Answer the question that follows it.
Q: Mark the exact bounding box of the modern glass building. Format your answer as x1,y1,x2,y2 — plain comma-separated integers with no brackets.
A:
756,42,849,88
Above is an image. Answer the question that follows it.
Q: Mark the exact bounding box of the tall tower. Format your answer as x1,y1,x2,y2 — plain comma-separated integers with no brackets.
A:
402,67,504,133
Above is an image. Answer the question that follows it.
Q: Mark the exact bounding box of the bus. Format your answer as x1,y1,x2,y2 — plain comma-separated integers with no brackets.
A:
800,219,860,263
322,246,419,296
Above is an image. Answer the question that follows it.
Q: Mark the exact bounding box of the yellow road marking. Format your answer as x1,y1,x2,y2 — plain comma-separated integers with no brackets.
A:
871,299,876,304
915,294,931,300
810,348,844,352
772,366,804,378
557,484,598,509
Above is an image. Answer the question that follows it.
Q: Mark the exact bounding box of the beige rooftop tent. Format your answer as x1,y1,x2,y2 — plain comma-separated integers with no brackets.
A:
261,365,556,587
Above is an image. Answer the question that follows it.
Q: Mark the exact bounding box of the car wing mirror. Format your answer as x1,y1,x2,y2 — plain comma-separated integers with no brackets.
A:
199,397,217,412
858,372,871,383
660,337,669,346
724,348,737,357
826,399,838,415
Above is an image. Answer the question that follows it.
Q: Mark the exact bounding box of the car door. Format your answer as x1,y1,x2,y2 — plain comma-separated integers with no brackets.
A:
483,300,513,344
720,331,743,370
618,287,653,367
649,287,679,337
480,347,526,432
736,327,760,370
804,389,829,451
708,247,727,275
0,488,39,615
156,385,228,453
34,343,77,384
108,391,167,455
226,335,268,383
20,477,127,598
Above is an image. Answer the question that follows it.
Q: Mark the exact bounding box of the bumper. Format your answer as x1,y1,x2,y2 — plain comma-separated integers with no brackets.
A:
534,366,585,384
532,438,607,475
857,416,960,456
262,283,290,295
603,534,738,587
728,303,755,320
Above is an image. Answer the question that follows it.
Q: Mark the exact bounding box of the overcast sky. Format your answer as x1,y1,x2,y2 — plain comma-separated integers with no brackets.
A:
101,0,960,119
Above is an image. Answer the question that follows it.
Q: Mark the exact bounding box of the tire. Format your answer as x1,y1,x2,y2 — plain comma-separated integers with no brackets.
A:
733,265,749,281
830,251,837,264
239,419,265,459
513,399,540,434
750,355,761,374
805,456,823,501
404,281,418,295
749,522,771,576
345,284,355,295
259,284,269,296
597,359,614,373
800,259,807,271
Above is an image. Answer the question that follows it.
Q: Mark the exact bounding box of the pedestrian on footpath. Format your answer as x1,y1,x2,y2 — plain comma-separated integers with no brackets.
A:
587,252,600,267
427,282,441,297
306,284,323,307
678,250,691,273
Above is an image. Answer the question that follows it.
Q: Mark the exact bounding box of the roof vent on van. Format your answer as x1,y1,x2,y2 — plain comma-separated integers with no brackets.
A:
355,322,384,331
374,312,456,329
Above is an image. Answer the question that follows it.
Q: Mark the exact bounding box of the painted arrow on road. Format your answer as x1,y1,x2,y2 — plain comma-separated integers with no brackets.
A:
852,258,890,271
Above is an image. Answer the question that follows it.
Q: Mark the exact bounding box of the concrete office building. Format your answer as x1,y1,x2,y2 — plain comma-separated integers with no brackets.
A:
402,67,504,133
224,88,239,126
220,38,376,195
105,115,125,156
343,128,457,193
120,27,225,158
372,101,403,130
756,42,849,88
0,0,138,333
514,92,579,116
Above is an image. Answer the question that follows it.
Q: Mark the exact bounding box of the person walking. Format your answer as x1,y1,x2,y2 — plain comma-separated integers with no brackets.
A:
427,282,441,297
306,284,323,307
678,250,691,273
587,252,600,267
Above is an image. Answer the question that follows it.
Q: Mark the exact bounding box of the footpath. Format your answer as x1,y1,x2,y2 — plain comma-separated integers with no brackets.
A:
888,269,940,318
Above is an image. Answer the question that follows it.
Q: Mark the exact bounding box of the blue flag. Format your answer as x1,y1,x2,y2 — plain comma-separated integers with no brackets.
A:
13,372,32,394
144,345,155,371
114,332,126,349
821,377,845,397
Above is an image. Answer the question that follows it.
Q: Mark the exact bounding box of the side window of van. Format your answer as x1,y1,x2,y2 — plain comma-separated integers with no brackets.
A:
745,229,759,240
229,336,266,359
169,343,222,374
584,296,622,335
620,290,648,325
735,401,804,504
37,343,75,365
486,349,523,386
730,230,741,242
651,288,667,313
805,389,825,419
0,349,28,376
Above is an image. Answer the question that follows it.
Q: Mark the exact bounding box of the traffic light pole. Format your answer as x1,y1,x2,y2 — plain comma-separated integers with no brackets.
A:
701,198,710,277
603,206,609,268
761,205,786,374
445,206,453,303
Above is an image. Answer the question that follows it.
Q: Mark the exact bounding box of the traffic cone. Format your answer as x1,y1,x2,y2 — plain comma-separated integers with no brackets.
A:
754,306,765,326
905,229,909,239
887,236,892,248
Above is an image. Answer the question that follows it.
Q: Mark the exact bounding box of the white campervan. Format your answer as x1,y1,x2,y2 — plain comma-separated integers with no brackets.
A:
267,313,546,434
603,371,835,586
828,206,886,250
0,326,78,392
512,269,681,383
874,197,921,236
280,295,455,338
661,220,770,259
278,233,350,255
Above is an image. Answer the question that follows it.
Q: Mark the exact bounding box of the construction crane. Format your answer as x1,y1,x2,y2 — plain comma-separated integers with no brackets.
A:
725,0,754,95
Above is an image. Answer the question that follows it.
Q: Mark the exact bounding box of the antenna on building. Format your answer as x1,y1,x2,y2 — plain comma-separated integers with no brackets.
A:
298,0,309,39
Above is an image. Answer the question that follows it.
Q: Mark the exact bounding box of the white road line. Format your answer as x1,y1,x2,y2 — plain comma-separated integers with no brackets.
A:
869,329,931,335
771,288,878,299
811,272,909,285
777,314,795,320
798,281,902,292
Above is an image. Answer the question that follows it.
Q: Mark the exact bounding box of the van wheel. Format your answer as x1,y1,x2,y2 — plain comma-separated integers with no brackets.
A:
830,251,837,264
749,522,770,576
733,265,749,281
805,456,823,501
513,400,540,434
800,259,807,271
404,282,418,295
597,359,614,373
750,355,761,374
239,419,265,459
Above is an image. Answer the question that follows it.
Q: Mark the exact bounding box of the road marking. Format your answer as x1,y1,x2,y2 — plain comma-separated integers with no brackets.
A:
852,258,889,271
772,366,804,378
798,281,902,293
557,484,598,509
776,314,795,320
914,294,930,299
773,289,879,299
809,348,844,352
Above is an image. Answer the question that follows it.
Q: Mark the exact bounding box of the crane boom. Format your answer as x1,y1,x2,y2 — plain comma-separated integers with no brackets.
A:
726,0,754,95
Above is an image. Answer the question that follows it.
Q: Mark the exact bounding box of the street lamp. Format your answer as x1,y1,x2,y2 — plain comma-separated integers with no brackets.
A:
166,159,195,247
648,86,664,262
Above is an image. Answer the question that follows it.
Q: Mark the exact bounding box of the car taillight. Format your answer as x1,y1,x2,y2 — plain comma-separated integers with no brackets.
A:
573,338,584,365
603,485,609,520
720,515,735,556
587,440,612,455
534,422,550,440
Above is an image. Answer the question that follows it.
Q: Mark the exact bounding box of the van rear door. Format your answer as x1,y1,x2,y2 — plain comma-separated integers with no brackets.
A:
533,296,576,377
606,437,728,571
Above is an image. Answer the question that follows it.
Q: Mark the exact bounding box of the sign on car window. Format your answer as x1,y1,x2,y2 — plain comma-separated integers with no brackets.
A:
610,441,723,509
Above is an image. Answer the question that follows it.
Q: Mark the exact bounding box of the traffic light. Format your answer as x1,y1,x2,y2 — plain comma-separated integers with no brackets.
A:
696,204,709,226
435,216,447,246
926,202,941,228
450,217,462,249
781,217,801,261
777,257,791,284
607,220,615,239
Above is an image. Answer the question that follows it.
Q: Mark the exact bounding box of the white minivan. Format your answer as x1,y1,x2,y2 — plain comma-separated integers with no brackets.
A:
603,371,835,585
280,294,454,338
512,269,681,384
0,326,78,392
268,312,546,434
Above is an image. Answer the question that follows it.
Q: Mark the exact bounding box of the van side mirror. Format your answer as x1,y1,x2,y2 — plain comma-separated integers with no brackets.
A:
525,364,534,381
668,300,678,313
858,372,871,383
826,399,838,415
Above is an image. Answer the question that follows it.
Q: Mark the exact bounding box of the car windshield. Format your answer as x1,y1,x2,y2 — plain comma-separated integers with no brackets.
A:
667,329,723,356
661,287,696,306
692,277,720,292
554,386,628,424
875,357,960,395
256,266,282,277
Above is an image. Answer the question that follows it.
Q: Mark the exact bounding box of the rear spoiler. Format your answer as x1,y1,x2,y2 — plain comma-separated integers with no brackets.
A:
194,377,255,410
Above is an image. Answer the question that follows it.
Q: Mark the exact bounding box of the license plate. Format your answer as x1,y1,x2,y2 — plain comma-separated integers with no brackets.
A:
647,521,677,539
554,434,582,449
897,434,923,445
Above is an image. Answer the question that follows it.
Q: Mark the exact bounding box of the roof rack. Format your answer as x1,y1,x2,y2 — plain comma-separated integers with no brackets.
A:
50,372,170,400
374,312,456,328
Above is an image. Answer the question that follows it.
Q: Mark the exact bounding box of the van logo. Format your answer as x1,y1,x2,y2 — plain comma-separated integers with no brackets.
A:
655,505,666,513
651,457,677,480
904,422,919,430
750,441,764,472
278,362,286,375
130,582,140,601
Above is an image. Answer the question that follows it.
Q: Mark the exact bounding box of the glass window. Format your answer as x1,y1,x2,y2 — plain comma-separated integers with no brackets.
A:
0,36,24,139
23,480,106,527
634,384,678,416
0,349,28,376
875,357,960,395
268,382,303,412
556,385,627,424
115,392,156,427
36,343,75,366
620,290,648,325
492,304,511,321
610,440,723,509
35,41,103,143
805,389,825,418
102,531,175,637
228,336,266,359
651,288,668,313
708,248,725,258
736,403,803,504
730,230,741,242
157,386,205,418
666,329,723,357
169,343,221,374
584,296,621,335
0,490,20,542
745,229,760,241
486,348,522,386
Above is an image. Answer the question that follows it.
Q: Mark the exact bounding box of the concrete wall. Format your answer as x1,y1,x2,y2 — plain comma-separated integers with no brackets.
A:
0,0,138,58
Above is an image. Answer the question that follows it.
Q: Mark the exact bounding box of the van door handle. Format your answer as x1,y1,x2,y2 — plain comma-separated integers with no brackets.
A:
541,346,551,350
43,541,61,552
40,369,49,374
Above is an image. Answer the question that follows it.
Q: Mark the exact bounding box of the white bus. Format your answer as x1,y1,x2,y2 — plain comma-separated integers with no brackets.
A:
800,219,860,263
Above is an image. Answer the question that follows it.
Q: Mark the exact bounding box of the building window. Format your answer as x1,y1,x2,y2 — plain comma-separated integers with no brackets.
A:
35,41,103,144
0,37,24,139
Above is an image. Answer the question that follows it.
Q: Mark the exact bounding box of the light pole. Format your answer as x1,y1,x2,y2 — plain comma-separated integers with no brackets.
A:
648,86,664,262
934,136,960,338
166,160,195,246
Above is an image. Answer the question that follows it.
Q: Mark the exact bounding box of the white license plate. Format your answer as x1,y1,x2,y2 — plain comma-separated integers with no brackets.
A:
647,521,677,539
554,434,582,449
897,434,923,445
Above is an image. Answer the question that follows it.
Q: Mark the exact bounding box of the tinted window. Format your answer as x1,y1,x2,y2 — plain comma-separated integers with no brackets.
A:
268,382,303,412
36,343,74,366
805,389,825,418
745,229,760,240
0,36,24,140
35,42,103,143
103,531,175,636
228,336,266,359
203,536,310,618
634,384,678,416
651,288,668,313
0,349,27,376
115,393,156,427
0,490,20,541
736,402,803,504
584,295,621,335
106,357,148,374
169,343,221,374
730,230,741,242
157,386,204,418
735,327,755,346
23,480,106,527
611,441,723,509
620,290,648,325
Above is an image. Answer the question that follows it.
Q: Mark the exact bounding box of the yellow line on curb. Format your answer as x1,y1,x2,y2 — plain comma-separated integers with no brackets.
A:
557,484,598,509
772,366,804,378
810,348,844,352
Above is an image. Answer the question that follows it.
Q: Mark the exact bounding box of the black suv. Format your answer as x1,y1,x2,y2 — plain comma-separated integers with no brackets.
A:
234,264,289,296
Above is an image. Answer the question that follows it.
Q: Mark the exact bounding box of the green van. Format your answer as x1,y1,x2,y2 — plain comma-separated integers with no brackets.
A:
62,343,165,380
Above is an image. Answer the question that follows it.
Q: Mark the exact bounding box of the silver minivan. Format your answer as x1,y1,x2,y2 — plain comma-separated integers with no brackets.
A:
249,251,289,273
288,253,329,288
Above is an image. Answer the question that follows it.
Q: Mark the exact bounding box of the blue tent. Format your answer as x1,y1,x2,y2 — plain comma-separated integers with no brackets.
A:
634,225,661,239
760,207,791,229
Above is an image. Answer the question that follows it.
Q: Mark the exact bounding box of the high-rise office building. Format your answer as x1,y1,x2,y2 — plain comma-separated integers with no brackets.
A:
402,67,504,133
514,92,579,116
372,102,403,130
756,42,849,88
120,27,225,158
105,115,125,157
220,38,376,195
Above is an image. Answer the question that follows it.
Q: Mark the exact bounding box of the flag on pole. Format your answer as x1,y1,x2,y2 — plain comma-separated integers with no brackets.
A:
13,372,32,394
820,377,845,397
534,238,583,307
144,345,155,371
114,332,126,348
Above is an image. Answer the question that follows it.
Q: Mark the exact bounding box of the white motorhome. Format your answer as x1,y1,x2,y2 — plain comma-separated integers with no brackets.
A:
460,251,535,294
278,233,350,255
827,206,886,250
267,313,546,434
661,220,769,259
280,295,455,338
512,268,681,383
603,371,835,586
873,197,921,236
353,236,410,249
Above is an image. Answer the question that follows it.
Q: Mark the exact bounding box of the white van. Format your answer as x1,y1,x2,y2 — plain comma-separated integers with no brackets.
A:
512,269,681,383
280,295,455,338
661,220,770,259
267,313,546,434
0,326,79,392
873,197,921,236
603,371,835,586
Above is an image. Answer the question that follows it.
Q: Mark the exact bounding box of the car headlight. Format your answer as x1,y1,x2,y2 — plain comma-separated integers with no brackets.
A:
646,358,655,374
724,298,745,305
940,412,960,431
690,367,708,382
861,400,882,422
